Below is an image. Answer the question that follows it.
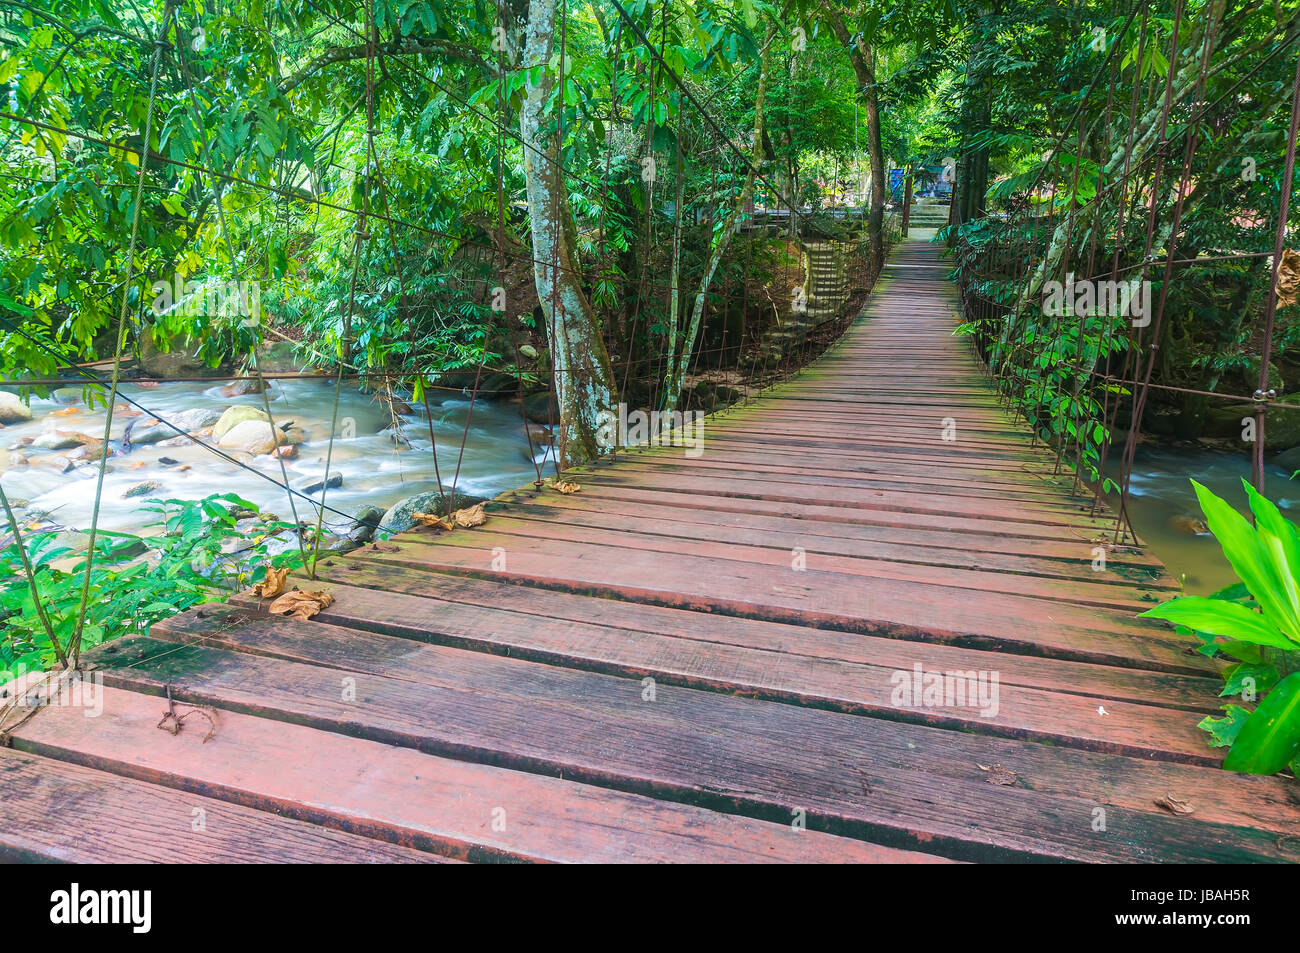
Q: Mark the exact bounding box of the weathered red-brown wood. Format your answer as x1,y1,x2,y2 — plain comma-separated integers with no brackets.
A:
0,749,445,863
70,637,1300,862
14,687,943,864
283,568,1215,708
7,235,1291,863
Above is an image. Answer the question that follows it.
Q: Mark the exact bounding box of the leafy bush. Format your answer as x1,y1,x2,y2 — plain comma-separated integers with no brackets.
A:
1,494,307,677
1139,480,1300,775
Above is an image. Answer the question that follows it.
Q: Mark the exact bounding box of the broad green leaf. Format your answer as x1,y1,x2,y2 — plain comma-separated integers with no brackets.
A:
1223,672,1300,774
1219,662,1279,699
1138,595,1296,649
1191,480,1297,643
1241,478,1300,638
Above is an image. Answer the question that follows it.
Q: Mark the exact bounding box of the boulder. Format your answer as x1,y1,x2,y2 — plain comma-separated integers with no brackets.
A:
32,430,91,451
348,505,385,545
213,405,268,441
122,480,163,499
217,419,286,455
0,392,32,424
523,391,558,425
379,490,486,533
1274,445,1300,474
52,387,84,405
128,408,223,445
296,471,343,495
218,378,266,398
477,372,517,395
138,334,222,379
1202,403,1253,440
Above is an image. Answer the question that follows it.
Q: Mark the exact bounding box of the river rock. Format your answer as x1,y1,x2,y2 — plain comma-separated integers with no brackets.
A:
282,425,307,445
477,372,517,395
131,408,224,445
32,430,91,451
217,419,286,454
1265,394,1300,449
213,405,269,441
379,490,486,533
523,391,558,425
296,471,343,495
1274,445,1300,474
122,480,163,499
0,392,32,425
31,454,74,474
348,505,385,544
51,386,84,405
138,334,222,379
218,378,266,397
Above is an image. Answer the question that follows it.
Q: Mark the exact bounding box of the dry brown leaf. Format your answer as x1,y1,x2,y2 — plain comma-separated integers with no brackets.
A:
1276,248,1300,308
253,566,289,598
1154,793,1194,816
452,502,486,528
411,511,454,531
979,763,1018,786
552,481,581,495
267,588,335,621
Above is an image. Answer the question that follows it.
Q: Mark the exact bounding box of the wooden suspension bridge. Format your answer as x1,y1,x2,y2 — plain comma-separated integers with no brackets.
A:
3,234,1299,863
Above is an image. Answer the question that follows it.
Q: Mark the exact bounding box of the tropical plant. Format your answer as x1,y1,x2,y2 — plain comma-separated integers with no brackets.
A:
1138,479,1300,776
0,493,308,678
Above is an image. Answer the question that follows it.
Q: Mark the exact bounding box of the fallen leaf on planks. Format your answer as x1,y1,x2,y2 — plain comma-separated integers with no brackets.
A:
1153,793,1194,816
551,480,581,495
411,511,454,531
267,588,335,621
252,565,289,598
452,502,486,528
978,763,1018,786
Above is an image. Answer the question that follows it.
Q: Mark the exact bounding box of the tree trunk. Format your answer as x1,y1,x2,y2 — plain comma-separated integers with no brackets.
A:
511,0,616,464
662,37,773,409
824,6,885,273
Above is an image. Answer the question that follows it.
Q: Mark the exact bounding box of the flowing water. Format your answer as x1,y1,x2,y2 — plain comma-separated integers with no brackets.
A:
1117,445,1299,595
0,377,547,538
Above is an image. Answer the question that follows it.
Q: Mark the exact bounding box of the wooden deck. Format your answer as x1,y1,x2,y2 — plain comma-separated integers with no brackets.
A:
5,235,1299,863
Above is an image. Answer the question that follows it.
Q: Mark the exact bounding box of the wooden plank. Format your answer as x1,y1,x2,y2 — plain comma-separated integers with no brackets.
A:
487,496,1172,586
502,490,1164,568
408,514,1164,610
295,566,1217,708
348,532,1210,674
0,748,444,863
158,604,1217,760
12,686,945,864
80,636,1300,863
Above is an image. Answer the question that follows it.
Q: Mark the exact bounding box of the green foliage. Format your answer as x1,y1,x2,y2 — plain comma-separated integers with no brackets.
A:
1139,480,1300,775
0,494,307,676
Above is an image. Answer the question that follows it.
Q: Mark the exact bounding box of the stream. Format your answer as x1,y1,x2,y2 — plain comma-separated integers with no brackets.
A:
1117,445,1298,595
0,377,546,540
